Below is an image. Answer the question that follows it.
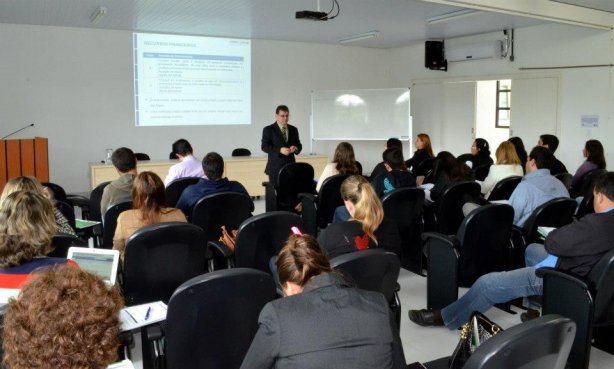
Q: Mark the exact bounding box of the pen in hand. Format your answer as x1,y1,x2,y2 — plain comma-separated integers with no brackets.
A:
144,307,152,321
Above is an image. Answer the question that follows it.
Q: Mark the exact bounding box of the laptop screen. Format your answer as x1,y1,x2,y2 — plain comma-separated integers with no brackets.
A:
68,248,119,285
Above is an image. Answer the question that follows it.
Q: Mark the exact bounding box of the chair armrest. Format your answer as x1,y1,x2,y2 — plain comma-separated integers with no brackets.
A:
262,181,269,187
510,225,526,238
298,192,317,202
207,240,233,259
421,232,459,252
66,194,89,207
536,267,590,291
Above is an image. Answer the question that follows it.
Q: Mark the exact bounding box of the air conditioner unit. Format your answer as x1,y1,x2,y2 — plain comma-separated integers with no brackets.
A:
446,40,504,62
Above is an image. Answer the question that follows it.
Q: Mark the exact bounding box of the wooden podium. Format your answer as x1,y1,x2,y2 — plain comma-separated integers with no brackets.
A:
0,137,49,191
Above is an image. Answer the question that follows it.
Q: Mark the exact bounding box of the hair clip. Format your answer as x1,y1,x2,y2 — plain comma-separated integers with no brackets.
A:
291,226,302,236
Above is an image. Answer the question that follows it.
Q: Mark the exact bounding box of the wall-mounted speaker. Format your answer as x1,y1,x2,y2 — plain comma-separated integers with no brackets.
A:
425,41,447,71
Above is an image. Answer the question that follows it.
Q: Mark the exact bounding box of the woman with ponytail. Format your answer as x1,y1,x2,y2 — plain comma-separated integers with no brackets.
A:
318,176,400,259
241,234,406,369
112,171,186,253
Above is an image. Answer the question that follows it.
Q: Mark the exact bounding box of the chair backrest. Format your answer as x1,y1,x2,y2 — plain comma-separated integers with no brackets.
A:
574,169,608,198
231,148,251,156
381,188,424,273
315,174,351,228
488,176,522,201
457,204,514,286
473,164,492,181
101,201,132,249
89,181,111,223
463,315,576,369
276,162,315,211
134,152,150,161
55,200,76,231
191,192,253,242
234,211,303,273
587,248,614,324
522,198,577,245
554,173,573,191
165,268,276,369
42,182,68,203
330,249,400,303
165,177,201,207
123,222,207,306
50,233,88,258
575,193,595,219
437,181,481,235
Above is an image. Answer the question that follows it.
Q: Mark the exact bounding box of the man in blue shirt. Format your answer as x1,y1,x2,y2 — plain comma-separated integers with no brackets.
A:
508,146,569,227
409,171,614,329
176,152,250,219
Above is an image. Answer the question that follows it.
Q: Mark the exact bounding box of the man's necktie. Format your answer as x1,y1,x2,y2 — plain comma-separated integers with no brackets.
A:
281,126,288,143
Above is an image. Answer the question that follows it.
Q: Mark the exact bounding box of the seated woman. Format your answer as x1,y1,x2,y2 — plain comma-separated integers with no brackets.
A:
3,265,123,369
370,148,416,198
323,176,400,259
479,141,524,199
0,191,75,303
316,142,360,192
0,176,76,236
508,136,528,170
464,138,493,169
406,133,435,182
571,139,606,190
113,171,186,254
240,234,406,369
429,151,473,205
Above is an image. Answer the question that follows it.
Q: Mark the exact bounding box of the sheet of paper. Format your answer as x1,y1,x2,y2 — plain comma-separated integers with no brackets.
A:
107,359,135,369
120,301,167,331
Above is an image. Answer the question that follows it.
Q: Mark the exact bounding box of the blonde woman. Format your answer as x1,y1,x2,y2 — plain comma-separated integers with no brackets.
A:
479,141,524,199
0,176,76,236
316,142,360,191
319,176,399,259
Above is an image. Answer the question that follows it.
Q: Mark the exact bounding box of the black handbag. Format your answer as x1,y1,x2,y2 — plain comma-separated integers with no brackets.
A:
449,312,503,369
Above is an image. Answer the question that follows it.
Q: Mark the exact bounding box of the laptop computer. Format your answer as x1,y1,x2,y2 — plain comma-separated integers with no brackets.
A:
67,247,120,285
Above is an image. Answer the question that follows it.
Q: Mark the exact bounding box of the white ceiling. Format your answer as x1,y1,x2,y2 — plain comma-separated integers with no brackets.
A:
552,0,614,13
0,0,607,49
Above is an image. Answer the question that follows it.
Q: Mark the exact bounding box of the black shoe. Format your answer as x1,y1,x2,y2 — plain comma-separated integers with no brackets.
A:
520,309,540,322
408,309,444,327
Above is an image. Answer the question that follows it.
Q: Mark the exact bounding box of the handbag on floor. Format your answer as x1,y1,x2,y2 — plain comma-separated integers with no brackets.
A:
449,312,503,369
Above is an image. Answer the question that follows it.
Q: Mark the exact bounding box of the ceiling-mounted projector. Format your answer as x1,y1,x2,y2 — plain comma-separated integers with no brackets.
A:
295,10,328,20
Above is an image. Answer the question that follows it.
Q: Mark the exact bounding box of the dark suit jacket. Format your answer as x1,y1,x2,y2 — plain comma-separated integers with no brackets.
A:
240,273,406,369
261,123,302,180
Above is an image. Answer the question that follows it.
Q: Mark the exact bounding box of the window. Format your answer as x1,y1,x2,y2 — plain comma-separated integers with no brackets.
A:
495,79,511,128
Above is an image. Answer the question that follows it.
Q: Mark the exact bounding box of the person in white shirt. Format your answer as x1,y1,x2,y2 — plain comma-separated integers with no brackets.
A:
479,141,524,199
165,139,206,186
316,142,360,192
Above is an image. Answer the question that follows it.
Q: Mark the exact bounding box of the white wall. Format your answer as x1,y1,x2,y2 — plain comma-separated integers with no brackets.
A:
475,80,509,159
389,23,614,174
0,24,392,191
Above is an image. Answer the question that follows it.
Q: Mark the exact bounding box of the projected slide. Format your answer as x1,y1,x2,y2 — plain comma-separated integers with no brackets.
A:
133,33,251,126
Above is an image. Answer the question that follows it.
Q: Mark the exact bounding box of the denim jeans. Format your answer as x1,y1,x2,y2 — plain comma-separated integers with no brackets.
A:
441,243,548,329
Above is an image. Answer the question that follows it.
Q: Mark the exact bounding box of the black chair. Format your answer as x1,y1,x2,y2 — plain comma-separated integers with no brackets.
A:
473,163,491,181
49,233,88,258
423,315,576,369
191,192,253,269
299,174,350,235
122,222,208,306
209,211,303,273
55,200,76,232
487,176,522,201
424,204,514,310
89,181,111,223
41,182,68,203
381,188,424,273
514,197,578,249
165,177,200,207
538,248,614,369
435,181,481,235
264,162,315,213
330,249,402,329
134,152,150,161
231,148,251,156
571,169,607,199
575,193,595,219
155,268,276,369
101,201,132,249
555,173,573,191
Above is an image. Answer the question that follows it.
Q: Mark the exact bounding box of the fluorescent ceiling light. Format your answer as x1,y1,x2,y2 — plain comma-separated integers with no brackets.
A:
90,6,107,25
338,31,380,44
426,9,481,24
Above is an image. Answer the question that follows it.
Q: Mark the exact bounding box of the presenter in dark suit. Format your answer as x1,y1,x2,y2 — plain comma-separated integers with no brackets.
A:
261,105,302,184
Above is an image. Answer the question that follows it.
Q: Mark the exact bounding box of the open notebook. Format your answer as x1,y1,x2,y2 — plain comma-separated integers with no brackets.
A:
67,247,120,285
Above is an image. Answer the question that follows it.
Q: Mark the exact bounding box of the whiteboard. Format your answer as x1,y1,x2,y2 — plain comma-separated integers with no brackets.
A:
311,88,411,141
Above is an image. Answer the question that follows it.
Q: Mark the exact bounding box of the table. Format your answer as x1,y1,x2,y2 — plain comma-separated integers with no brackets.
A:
89,155,329,197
